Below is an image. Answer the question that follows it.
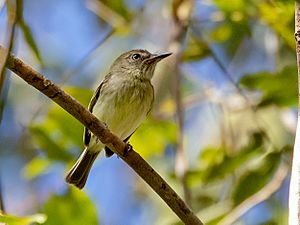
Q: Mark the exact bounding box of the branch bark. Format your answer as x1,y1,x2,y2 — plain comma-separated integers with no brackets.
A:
289,2,300,225
0,46,203,225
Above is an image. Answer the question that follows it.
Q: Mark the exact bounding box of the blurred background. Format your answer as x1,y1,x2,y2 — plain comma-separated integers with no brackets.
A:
0,0,296,224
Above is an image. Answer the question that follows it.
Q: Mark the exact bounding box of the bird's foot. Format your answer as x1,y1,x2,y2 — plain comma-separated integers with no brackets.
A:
123,143,132,157
103,122,108,129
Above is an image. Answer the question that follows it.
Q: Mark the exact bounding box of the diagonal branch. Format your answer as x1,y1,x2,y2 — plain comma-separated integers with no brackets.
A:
0,45,203,225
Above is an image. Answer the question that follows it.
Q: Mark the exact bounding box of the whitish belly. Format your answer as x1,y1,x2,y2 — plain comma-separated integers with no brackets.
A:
89,81,153,149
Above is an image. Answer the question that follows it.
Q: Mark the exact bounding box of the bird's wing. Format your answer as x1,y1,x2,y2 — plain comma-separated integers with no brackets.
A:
83,81,104,146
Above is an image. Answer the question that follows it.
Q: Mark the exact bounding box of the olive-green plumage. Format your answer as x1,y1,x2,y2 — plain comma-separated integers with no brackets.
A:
65,49,171,189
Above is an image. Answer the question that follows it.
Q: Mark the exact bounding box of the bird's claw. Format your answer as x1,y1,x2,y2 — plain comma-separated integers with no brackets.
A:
123,143,132,157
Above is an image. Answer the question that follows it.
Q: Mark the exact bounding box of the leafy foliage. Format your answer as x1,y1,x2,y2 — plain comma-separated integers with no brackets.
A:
16,0,43,64
101,0,132,22
29,87,92,162
42,188,98,225
240,66,298,107
182,33,210,62
197,132,265,183
258,1,295,48
232,151,281,205
0,212,46,225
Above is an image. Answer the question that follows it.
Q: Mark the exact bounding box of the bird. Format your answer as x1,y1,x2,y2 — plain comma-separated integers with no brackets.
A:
65,49,172,189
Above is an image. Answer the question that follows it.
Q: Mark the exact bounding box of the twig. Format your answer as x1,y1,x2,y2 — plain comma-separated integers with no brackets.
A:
0,0,16,90
60,29,115,85
0,45,203,225
219,162,289,225
288,2,300,225
170,0,194,206
0,0,17,212
0,174,4,213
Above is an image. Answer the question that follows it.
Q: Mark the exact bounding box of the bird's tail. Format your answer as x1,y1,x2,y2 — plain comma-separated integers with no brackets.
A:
65,148,99,189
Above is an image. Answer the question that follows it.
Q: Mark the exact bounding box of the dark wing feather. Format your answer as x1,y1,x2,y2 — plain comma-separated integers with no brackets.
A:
83,82,103,146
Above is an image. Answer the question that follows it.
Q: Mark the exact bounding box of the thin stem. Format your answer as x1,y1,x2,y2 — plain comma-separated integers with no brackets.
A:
0,0,17,212
170,0,194,206
60,29,115,85
0,175,4,213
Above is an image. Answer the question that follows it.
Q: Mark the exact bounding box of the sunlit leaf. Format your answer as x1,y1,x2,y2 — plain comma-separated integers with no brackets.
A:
43,188,98,225
192,132,265,183
157,98,176,117
210,24,232,42
23,157,51,179
258,2,294,48
182,34,210,61
214,0,245,12
240,66,297,107
130,117,177,158
0,212,46,225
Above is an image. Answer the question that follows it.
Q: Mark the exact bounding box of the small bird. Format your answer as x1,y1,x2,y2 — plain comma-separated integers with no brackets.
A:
65,49,171,189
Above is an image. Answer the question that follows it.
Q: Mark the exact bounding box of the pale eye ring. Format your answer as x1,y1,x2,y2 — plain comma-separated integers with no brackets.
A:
131,53,141,60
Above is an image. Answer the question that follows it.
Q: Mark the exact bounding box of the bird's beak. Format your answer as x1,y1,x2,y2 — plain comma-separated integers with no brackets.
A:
151,52,172,61
146,52,172,64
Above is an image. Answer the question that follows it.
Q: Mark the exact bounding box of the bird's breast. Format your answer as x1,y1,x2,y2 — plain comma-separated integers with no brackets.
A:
92,78,154,140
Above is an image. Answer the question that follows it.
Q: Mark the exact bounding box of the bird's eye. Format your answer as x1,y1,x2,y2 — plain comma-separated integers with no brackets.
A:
131,53,141,60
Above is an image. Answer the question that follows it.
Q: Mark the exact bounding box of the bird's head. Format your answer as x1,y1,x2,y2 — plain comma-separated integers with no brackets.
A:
110,49,172,80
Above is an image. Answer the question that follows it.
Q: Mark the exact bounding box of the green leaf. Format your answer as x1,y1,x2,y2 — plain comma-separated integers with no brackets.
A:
210,24,232,42
0,212,46,225
65,86,93,106
30,86,93,162
258,2,294,48
232,151,281,205
210,0,253,55
23,157,51,179
16,0,43,64
182,34,210,61
214,0,245,12
197,132,265,183
240,66,298,107
43,188,98,225
130,117,177,158
29,126,72,161
101,0,132,22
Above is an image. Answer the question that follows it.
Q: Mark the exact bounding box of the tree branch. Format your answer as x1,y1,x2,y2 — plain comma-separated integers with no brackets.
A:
0,45,203,225
289,2,300,225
